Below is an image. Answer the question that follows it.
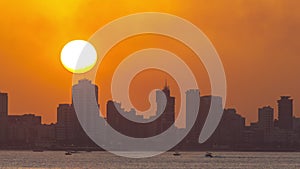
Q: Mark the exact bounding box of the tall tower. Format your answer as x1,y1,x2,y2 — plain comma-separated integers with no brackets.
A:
186,89,200,129
56,104,77,142
184,95,223,148
72,79,99,104
0,92,8,143
258,106,274,133
72,79,100,134
155,82,175,134
0,92,8,118
278,96,293,130
184,89,200,144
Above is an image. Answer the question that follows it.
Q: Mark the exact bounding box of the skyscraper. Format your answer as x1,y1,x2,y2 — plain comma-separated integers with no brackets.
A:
72,79,99,104
56,104,77,142
184,89,200,144
258,106,274,133
0,92,8,118
155,82,175,134
183,95,223,149
278,96,293,130
72,79,100,132
257,106,274,144
211,108,245,147
56,103,97,146
0,92,8,143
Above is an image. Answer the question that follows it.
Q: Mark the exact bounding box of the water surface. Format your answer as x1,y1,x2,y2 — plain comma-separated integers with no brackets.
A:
0,151,299,169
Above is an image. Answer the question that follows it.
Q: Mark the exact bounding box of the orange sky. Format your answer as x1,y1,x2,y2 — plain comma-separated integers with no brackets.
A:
0,0,300,125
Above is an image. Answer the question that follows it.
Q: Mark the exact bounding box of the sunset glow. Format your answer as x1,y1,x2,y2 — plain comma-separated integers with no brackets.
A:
61,40,97,73
0,0,299,126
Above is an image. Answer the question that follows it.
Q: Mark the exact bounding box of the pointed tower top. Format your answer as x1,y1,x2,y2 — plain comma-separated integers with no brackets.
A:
164,79,170,90
165,79,167,88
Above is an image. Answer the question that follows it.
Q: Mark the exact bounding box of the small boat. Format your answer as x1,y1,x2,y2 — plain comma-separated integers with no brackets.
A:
173,151,181,156
65,151,72,155
205,152,213,158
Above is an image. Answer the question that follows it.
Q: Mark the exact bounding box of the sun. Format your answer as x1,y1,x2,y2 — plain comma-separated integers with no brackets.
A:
60,40,97,73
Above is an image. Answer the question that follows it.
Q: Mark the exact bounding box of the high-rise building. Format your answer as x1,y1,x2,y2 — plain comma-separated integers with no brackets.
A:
211,108,245,147
257,106,274,143
0,92,8,144
72,79,100,133
56,104,78,142
155,82,175,134
278,96,293,130
184,89,200,145
258,106,274,133
7,114,41,145
0,92,8,118
55,79,100,146
56,104,95,146
72,79,99,104
183,95,223,149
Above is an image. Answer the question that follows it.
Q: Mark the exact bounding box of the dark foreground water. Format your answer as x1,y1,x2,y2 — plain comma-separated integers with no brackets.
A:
0,151,299,169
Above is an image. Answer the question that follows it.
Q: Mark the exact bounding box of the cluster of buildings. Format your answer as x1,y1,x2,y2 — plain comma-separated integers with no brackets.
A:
0,79,300,151
241,96,300,149
107,83,176,138
184,96,300,151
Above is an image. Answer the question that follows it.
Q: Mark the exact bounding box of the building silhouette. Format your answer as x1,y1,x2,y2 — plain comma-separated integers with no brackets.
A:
257,106,274,144
244,102,299,148
182,89,200,148
0,92,8,117
72,79,100,133
293,117,300,140
7,114,41,146
2,82,300,151
106,101,147,137
55,103,95,146
56,79,100,147
107,83,176,138
210,108,245,149
36,123,55,147
278,96,293,130
0,92,44,147
0,92,8,144
258,106,274,134
183,94,223,150
56,104,78,143
155,82,175,134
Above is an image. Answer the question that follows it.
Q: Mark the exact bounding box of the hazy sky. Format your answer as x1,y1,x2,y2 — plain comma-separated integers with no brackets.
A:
0,0,299,125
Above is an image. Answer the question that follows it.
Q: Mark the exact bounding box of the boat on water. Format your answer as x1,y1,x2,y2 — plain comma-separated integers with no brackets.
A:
173,151,181,156
65,151,72,155
205,152,213,158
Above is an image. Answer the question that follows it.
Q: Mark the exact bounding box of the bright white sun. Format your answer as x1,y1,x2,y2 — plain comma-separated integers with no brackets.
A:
61,40,97,73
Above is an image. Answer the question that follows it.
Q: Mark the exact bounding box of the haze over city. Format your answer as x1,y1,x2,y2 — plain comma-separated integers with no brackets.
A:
0,1,300,125
1,1,300,168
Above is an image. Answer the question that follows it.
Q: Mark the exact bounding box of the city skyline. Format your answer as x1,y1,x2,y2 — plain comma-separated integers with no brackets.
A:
0,80,297,128
1,79,300,151
1,1,300,168
1,1,300,125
